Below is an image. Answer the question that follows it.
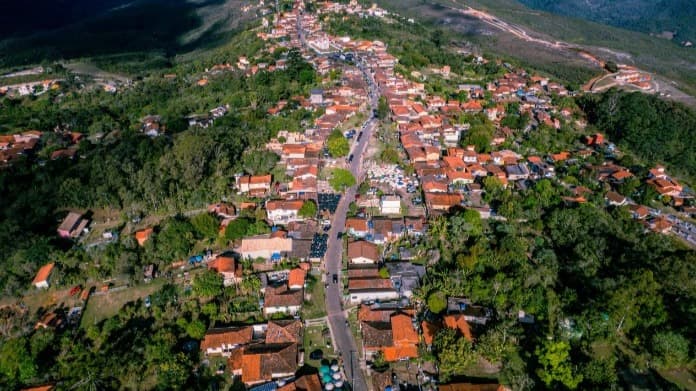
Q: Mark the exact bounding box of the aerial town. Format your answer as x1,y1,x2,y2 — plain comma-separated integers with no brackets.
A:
2,0,695,390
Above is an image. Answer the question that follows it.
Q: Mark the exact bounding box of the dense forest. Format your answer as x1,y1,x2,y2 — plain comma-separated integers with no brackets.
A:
421,180,695,389
579,89,696,182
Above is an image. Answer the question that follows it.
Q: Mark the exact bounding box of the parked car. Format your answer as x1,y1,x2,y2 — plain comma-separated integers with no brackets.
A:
332,274,338,284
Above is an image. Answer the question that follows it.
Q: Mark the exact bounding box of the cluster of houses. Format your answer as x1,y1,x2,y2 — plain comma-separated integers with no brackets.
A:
0,130,42,165
0,129,84,166
200,319,316,386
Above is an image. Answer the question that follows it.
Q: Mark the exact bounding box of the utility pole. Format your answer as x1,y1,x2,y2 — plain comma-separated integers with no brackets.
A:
350,350,355,391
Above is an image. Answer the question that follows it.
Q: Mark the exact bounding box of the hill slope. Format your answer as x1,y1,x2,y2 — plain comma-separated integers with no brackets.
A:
519,0,696,44
0,0,258,70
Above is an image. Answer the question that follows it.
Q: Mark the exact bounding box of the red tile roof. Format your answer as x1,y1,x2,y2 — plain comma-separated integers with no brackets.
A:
32,263,54,285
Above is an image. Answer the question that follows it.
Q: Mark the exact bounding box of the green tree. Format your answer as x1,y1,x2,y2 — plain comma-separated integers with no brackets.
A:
651,332,691,369
225,218,252,241
477,326,514,364
607,270,666,335
241,275,262,295
0,338,36,386
377,96,390,120
462,123,494,152
193,270,223,298
329,168,356,192
379,146,400,164
241,150,279,175
184,319,207,339
427,290,447,314
190,213,219,239
298,200,318,218
433,328,477,382
378,267,390,279
154,218,196,262
327,129,349,157
535,340,583,389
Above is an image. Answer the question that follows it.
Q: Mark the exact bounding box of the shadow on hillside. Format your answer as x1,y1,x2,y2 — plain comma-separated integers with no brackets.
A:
0,0,231,68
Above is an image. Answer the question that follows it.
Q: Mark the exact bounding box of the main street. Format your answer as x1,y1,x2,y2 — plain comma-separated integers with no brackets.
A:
323,83,378,391
296,8,380,389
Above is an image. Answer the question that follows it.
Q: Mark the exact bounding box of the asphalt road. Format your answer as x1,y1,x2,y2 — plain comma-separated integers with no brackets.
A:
296,9,380,389
324,74,379,391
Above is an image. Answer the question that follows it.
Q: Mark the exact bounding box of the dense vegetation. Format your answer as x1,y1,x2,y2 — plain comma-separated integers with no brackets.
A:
0,35,317,294
422,183,695,389
579,89,696,182
520,0,696,43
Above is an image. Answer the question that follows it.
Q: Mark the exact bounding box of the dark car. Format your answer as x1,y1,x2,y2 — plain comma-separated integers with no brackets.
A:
357,131,363,141
337,231,343,239
332,274,338,284
348,154,354,163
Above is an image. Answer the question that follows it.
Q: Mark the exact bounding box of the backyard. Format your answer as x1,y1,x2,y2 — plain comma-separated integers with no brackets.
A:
81,278,166,327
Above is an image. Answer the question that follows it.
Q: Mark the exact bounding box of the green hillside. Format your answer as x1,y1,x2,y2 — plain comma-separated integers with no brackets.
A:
376,0,696,96
520,0,696,44
0,0,259,71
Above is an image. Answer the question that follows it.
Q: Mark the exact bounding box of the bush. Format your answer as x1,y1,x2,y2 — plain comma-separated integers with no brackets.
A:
427,290,447,314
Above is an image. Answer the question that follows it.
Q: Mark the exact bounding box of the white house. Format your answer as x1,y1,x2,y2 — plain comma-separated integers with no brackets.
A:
380,195,401,215
266,199,305,225
348,241,379,264
348,278,399,304
263,285,303,316
200,326,253,356
236,234,293,261
32,263,54,289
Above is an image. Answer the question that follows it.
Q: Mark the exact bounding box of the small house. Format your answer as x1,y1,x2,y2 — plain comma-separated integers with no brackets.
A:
32,263,55,289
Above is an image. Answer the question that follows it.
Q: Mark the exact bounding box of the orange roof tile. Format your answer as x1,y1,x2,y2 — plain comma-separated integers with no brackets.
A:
421,321,440,345
383,345,419,362
134,228,153,246
444,315,473,341
288,268,306,288
242,353,262,383
391,313,419,345
32,263,54,285
201,327,253,351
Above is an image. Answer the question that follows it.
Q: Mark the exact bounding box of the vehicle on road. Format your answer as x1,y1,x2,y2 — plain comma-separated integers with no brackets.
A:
337,231,343,239
332,274,338,284
357,131,363,141
348,154,354,163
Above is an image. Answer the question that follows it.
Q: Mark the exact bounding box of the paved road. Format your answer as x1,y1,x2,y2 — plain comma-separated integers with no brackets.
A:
324,69,379,391
296,9,380,389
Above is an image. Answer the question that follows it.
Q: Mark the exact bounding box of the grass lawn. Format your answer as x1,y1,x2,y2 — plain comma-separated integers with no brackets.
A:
81,278,166,328
302,273,327,319
303,322,336,368
346,307,363,358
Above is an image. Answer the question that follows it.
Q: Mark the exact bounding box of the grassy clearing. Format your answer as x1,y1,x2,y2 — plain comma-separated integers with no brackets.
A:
81,279,166,327
303,322,336,367
303,273,327,319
